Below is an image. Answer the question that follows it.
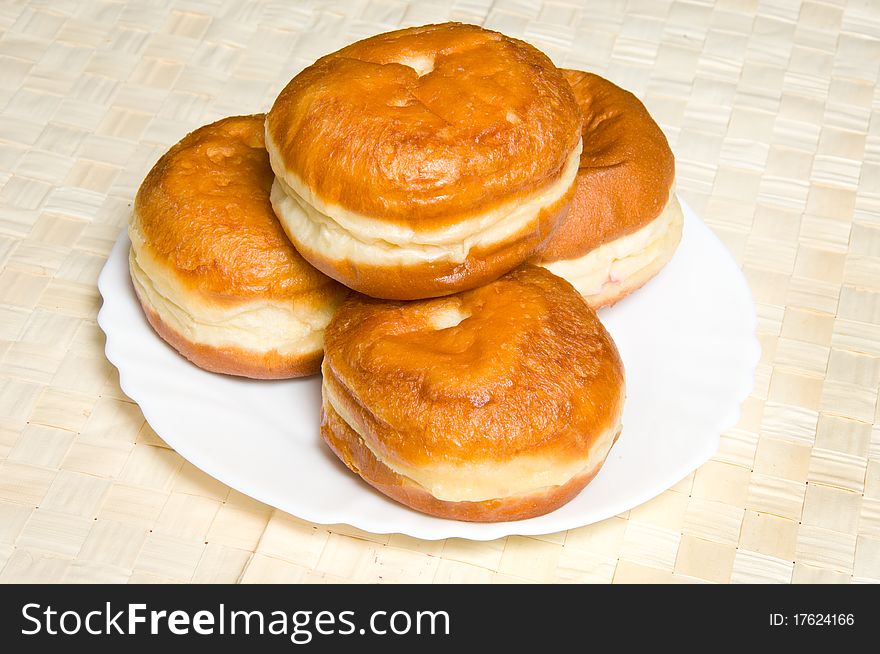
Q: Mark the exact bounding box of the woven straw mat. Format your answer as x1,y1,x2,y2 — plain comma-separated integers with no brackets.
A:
0,0,878,584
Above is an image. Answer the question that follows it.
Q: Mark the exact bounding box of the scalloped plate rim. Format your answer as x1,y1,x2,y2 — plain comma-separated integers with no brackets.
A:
97,197,759,541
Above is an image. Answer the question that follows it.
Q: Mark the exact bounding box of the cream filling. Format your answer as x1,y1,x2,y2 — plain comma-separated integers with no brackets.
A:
129,219,333,356
323,375,622,503
267,133,582,266
540,193,683,299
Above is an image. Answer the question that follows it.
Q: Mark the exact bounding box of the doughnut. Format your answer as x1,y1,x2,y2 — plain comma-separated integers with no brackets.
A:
129,115,348,379
266,22,583,300
320,265,625,522
532,70,684,308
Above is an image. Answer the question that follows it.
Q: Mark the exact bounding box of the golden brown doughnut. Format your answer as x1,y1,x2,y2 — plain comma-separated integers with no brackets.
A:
532,70,684,307
266,22,583,300
321,265,625,522
129,115,348,378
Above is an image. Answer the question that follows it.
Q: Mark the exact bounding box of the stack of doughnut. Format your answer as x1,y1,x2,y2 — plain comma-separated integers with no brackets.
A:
130,22,681,522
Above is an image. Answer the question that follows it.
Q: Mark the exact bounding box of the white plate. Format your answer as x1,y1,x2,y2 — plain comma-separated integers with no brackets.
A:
97,199,759,541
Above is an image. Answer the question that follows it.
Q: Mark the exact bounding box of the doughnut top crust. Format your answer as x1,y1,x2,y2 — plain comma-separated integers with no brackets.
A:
537,70,676,262
323,265,625,466
266,22,582,227
133,114,335,301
